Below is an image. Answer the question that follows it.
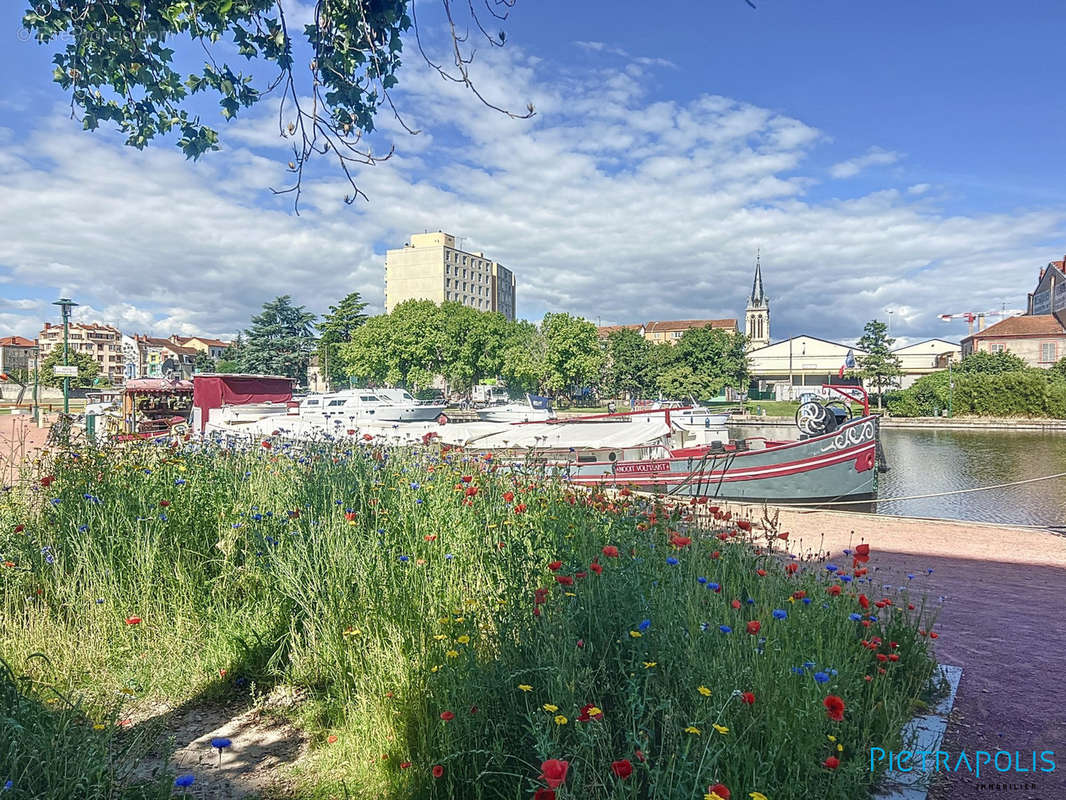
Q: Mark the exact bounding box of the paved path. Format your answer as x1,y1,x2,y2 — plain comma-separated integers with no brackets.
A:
0,413,51,483
734,506,1065,800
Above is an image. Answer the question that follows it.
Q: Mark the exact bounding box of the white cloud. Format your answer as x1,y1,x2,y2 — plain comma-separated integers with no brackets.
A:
0,45,1062,349
830,146,902,179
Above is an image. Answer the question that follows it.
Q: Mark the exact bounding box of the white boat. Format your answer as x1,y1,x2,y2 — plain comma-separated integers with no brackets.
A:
477,394,556,423
301,388,446,427
634,399,729,430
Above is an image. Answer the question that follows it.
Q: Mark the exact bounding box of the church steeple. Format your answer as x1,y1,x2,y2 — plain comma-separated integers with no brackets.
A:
745,250,770,350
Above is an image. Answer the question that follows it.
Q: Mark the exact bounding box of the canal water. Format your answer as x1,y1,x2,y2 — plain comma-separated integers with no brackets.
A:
729,425,1066,529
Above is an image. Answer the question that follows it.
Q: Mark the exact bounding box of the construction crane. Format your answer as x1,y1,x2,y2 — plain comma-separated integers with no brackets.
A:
937,308,1024,336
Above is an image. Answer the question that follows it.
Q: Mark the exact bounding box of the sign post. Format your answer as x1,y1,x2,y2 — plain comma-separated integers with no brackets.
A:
52,298,79,414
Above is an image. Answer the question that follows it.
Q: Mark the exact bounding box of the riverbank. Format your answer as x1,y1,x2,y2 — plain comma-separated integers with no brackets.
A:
706,501,1066,800
731,414,1066,431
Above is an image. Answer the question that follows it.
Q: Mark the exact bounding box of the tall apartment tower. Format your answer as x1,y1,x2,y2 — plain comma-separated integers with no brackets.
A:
384,232,516,321
745,253,770,350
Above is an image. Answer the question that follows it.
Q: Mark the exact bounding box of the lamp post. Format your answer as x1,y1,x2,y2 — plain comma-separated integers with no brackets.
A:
52,298,79,414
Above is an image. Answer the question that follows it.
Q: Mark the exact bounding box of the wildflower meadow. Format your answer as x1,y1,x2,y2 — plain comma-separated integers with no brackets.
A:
0,435,939,799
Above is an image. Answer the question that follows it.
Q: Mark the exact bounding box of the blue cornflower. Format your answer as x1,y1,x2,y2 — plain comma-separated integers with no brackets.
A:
849,613,862,621
416,499,423,504
159,513,168,522
803,660,816,669
410,482,420,490
399,555,410,562
174,774,195,788
2,780,11,791
78,524,88,532
211,737,232,750
251,514,263,522
813,671,830,683
869,615,878,622
666,556,679,565
746,598,755,605
697,576,708,584
772,609,787,620
335,499,343,505
50,498,61,506
700,622,710,632
802,597,811,604
927,568,934,574
174,478,186,486
843,548,852,555
95,598,104,604
719,625,732,634
707,582,720,591
445,553,454,560
791,667,805,675
638,619,651,632
825,563,839,573
840,575,852,583
232,523,242,529
907,574,915,580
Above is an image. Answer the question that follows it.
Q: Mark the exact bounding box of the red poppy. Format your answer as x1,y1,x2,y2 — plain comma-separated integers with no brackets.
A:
736,519,751,532
785,563,798,574
858,594,870,610
533,790,556,800
327,734,338,743
539,759,570,788
13,524,24,533
826,585,842,596
602,545,619,558
741,691,755,705
261,441,272,449
432,765,444,778
344,511,357,522
440,711,455,721
362,433,374,441
555,575,574,586
755,568,767,577
503,491,515,503
888,653,899,662
792,590,806,599
778,531,790,540
634,748,646,762
669,535,692,548
124,617,142,625
465,486,479,497
876,653,888,662
711,550,721,559
854,568,868,577
707,783,731,799
852,543,870,566
611,759,633,779
575,571,588,579
159,500,170,507
731,599,741,610
576,639,584,647
577,703,604,722
400,761,411,769
461,475,473,483
534,588,549,605
41,475,55,488
823,756,840,769
930,632,939,639
469,705,478,714
514,503,527,514
746,620,761,635
548,560,563,571
589,562,603,575
823,695,845,722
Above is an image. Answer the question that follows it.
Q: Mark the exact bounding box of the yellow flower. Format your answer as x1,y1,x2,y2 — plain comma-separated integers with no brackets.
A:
434,634,448,641
445,650,459,658
706,794,726,800
455,616,465,623
629,631,642,638
837,743,844,752
437,617,449,625
643,661,657,669
749,794,769,800
92,723,106,731
457,635,470,644
697,685,712,696
827,734,836,742
119,688,136,697
585,706,603,717
518,684,533,692
543,703,558,713
684,725,701,735
430,665,441,673
712,723,729,734
554,715,568,725
565,591,576,597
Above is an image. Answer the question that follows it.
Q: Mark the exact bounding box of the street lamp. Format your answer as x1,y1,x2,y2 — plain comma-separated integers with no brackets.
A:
52,298,79,414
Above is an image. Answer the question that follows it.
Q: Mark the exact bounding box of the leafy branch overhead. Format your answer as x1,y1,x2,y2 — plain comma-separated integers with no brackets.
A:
22,0,535,211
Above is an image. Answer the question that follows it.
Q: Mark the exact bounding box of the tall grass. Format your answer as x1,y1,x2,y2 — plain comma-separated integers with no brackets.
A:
0,435,938,799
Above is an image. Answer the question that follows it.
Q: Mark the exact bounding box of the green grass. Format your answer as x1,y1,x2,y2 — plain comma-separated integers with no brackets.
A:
0,438,939,799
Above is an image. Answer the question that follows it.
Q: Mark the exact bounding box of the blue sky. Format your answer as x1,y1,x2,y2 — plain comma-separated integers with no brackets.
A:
1,0,1064,346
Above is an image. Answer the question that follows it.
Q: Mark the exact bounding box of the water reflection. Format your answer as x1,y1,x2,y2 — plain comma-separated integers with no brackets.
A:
730,426,1066,527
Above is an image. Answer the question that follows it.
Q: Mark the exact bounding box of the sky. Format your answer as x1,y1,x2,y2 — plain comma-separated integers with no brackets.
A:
1,0,1065,347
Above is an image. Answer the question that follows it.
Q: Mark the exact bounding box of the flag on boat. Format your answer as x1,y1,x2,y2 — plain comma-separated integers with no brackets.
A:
838,349,856,378
528,394,553,410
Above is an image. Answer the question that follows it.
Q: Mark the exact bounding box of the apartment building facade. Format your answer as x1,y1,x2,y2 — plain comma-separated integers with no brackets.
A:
597,319,738,344
385,232,517,321
0,336,37,375
38,322,125,384
169,335,231,359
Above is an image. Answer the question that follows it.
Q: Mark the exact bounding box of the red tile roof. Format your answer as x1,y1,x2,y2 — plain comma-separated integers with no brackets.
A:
0,336,36,347
597,324,644,336
964,314,1066,340
645,319,737,333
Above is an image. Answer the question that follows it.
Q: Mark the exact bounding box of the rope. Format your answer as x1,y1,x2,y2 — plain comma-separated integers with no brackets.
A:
788,470,1066,507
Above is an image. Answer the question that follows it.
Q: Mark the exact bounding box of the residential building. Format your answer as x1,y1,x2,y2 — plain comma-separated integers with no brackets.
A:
38,322,124,384
169,335,231,360
747,335,866,401
744,254,770,349
0,336,37,376
597,319,738,344
384,231,517,321
892,339,961,389
122,335,197,379
962,254,1066,367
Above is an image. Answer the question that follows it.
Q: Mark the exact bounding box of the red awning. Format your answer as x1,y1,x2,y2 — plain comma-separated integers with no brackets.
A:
125,378,194,394
193,374,295,431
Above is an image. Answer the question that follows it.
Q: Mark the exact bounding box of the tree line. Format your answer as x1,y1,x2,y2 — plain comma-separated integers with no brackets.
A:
217,295,751,402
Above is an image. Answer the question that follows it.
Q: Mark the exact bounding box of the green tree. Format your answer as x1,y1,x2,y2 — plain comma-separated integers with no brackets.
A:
34,348,100,389
1050,356,1066,382
241,296,317,383
854,320,901,409
499,320,546,395
604,329,652,399
955,350,1029,375
672,327,750,399
22,1,532,208
540,313,604,399
192,350,216,374
317,291,369,388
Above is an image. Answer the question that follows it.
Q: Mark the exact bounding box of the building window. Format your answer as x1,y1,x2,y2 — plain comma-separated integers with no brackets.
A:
989,343,1005,354
1040,342,1057,363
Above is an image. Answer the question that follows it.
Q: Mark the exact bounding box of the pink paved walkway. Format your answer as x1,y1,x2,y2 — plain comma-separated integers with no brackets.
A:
0,413,51,484
729,505,1065,800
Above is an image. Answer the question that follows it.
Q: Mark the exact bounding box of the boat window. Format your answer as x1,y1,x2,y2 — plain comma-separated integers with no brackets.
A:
401,391,414,400
304,399,319,406
360,395,380,402
577,454,597,463
328,399,347,407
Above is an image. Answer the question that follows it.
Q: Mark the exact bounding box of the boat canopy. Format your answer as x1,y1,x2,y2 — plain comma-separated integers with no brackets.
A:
125,378,194,395
193,374,295,432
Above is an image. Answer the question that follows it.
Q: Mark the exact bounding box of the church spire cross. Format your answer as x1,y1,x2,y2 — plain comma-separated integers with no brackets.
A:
749,249,766,306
